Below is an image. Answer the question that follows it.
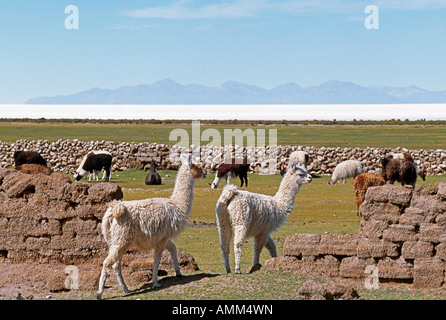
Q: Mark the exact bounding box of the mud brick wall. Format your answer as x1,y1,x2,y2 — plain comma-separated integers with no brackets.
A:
0,168,124,265
265,183,446,288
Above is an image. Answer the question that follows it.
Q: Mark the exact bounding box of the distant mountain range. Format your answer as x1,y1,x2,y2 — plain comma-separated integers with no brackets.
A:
26,79,446,104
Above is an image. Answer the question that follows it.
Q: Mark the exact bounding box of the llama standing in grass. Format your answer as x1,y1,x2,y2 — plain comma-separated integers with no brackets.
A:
215,160,312,274
96,155,206,299
145,161,162,185
326,159,364,185
210,158,249,189
381,155,417,187
391,152,426,181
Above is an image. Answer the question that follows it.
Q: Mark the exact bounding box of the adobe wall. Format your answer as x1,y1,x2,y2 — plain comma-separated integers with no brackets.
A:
0,167,124,265
265,183,446,288
0,167,201,293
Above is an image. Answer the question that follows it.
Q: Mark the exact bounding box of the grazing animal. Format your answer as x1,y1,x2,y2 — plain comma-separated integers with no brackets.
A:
215,160,312,274
381,155,417,187
74,151,112,182
15,163,53,176
326,160,364,185
13,151,47,167
210,158,249,189
391,153,426,181
145,161,162,185
353,173,385,216
96,155,206,300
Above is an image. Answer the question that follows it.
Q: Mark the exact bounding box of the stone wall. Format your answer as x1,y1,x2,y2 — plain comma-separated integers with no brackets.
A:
1,140,445,176
265,183,446,288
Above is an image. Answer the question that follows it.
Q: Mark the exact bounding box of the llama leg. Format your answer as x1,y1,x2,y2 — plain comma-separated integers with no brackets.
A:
226,172,232,185
97,245,124,299
165,240,182,277
264,236,277,258
152,239,168,288
113,257,131,294
253,234,268,266
233,225,247,274
104,168,111,182
218,222,233,273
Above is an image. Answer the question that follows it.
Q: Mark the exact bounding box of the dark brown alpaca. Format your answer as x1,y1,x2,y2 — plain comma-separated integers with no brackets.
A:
14,151,47,167
381,155,417,187
145,161,162,185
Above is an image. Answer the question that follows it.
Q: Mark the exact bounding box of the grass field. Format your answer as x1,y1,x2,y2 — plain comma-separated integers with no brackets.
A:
1,120,446,149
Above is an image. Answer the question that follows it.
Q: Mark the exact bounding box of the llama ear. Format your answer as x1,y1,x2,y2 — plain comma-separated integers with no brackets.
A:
290,161,304,173
180,153,191,165
288,159,299,172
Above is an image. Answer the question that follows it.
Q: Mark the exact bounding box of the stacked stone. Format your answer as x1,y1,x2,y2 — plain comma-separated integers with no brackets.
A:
1,140,445,175
265,183,446,288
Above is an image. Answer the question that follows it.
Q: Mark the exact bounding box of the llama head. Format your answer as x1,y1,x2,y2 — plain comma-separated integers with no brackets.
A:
418,168,426,181
180,153,191,166
190,163,206,179
288,162,312,185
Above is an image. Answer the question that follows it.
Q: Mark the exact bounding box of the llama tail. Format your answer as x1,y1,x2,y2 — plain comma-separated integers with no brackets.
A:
215,184,238,224
101,201,126,245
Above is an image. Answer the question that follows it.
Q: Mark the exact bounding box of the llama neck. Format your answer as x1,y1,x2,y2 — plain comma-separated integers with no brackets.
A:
170,165,195,215
273,173,303,213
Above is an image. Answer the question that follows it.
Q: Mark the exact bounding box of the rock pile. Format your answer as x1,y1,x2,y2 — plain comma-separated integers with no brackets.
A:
265,183,446,288
297,279,360,300
1,139,445,176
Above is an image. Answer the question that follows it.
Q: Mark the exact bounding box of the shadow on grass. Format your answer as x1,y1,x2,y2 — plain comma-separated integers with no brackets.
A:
105,272,220,300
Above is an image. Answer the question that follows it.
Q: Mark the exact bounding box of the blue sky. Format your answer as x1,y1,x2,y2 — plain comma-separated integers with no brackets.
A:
0,0,445,103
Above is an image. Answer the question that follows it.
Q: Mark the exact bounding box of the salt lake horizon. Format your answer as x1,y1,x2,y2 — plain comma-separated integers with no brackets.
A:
0,104,445,121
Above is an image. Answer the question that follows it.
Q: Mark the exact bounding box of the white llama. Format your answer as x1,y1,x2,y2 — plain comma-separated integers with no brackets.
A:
215,160,312,274
327,159,363,185
96,154,206,299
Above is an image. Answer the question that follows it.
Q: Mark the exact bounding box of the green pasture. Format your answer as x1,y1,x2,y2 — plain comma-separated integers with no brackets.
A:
1,121,446,149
